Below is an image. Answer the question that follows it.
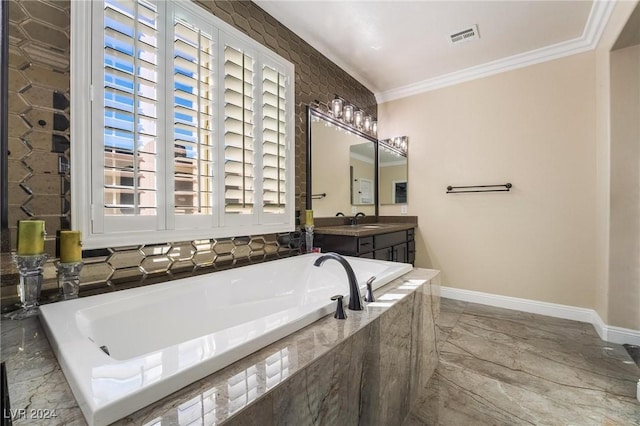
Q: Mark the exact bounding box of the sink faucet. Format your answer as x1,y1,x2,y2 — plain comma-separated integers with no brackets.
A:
350,212,366,225
313,253,363,311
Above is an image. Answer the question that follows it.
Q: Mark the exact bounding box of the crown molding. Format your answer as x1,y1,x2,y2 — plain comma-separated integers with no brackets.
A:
376,0,616,104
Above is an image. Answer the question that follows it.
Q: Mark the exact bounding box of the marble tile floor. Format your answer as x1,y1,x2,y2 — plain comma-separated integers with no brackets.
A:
404,298,640,425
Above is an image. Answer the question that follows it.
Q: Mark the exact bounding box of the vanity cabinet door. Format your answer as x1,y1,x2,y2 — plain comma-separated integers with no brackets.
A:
374,247,393,261
374,231,407,250
393,243,409,263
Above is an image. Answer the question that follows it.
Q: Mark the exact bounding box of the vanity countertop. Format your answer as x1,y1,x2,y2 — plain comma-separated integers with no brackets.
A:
314,222,416,237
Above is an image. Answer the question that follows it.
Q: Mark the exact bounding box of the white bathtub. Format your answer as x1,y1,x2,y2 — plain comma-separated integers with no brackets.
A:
39,253,412,426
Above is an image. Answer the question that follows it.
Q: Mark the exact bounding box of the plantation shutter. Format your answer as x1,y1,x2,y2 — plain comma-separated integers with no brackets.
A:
81,0,294,248
96,0,164,234
261,65,287,215
172,15,216,226
223,43,255,216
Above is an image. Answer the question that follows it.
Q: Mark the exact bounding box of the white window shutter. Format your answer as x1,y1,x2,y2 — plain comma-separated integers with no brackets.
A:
261,64,287,215
95,0,165,237
172,7,218,230
77,0,295,248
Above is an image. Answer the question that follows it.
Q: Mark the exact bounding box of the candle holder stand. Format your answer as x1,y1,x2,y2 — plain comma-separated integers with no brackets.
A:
55,261,84,300
6,254,49,320
304,224,314,253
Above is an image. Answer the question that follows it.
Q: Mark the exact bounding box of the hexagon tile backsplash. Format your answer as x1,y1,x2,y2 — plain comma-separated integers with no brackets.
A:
1,232,302,311
1,0,376,311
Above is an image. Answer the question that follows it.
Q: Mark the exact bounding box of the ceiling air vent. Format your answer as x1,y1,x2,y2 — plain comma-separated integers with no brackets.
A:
450,24,480,44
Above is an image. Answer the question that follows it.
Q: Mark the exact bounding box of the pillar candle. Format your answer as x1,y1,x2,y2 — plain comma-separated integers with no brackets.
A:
17,220,46,255
60,231,82,263
304,210,314,226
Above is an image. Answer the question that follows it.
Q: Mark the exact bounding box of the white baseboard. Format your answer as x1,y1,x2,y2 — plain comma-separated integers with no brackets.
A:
439,287,595,323
440,286,640,346
600,322,640,346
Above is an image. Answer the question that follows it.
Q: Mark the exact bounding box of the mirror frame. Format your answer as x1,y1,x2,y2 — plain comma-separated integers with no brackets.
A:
306,105,379,216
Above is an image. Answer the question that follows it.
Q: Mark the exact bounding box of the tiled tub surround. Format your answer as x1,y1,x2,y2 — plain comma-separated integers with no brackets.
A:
40,254,413,425
1,267,440,425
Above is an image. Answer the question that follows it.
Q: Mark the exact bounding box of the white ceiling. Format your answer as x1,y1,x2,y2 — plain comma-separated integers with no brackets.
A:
253,1,613,102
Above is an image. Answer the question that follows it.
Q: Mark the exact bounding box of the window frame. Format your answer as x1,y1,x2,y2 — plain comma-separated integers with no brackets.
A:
71,1,295,250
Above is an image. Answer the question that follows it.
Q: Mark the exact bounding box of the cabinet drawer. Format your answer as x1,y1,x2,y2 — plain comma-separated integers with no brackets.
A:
359,252,374,259
314,234,358,255
358,236,374,253
374,231,407,249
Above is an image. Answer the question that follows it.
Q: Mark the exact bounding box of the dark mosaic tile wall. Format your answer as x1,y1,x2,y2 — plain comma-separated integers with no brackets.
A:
1,0,377,310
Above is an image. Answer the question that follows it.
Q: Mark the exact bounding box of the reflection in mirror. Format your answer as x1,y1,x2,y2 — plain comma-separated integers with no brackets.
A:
308,107,377,217
379,137,408,205
350,143,375,205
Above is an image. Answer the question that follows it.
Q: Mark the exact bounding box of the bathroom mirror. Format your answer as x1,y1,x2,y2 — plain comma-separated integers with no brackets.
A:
306,106,378,217
379,141,408,205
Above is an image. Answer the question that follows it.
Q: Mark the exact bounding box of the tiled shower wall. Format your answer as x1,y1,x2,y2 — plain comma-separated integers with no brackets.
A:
1,0,377,310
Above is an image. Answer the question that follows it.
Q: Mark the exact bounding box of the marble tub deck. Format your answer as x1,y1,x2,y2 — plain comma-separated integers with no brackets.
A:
405,298,640,425
1,268,440,425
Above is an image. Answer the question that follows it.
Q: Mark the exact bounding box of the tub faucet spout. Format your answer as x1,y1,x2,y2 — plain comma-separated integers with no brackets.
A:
313,253,363,311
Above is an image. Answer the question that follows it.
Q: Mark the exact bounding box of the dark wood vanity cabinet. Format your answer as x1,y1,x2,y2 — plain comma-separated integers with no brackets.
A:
315,228,415,265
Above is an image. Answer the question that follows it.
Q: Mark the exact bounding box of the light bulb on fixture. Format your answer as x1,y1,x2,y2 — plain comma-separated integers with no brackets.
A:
343,105,354,124
354,110,364,129
364,115,372,132
372,120,377,136
331,98,343,119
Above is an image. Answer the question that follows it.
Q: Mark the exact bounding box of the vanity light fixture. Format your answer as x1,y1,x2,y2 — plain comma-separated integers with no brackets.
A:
324,95,377,136
380,136,408,157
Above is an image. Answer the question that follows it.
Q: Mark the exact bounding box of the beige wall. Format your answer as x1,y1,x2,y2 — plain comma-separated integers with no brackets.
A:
608,44,640,330
379,52,598,308
593,0,639,329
